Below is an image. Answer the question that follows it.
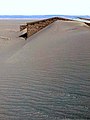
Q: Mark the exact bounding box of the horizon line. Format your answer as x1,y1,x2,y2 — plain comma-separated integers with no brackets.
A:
0,14,90,16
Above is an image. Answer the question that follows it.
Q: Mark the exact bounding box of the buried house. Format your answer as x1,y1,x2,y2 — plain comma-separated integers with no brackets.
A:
19,17,73,39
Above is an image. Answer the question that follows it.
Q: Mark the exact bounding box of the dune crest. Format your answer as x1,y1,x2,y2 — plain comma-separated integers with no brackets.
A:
19,17,90,40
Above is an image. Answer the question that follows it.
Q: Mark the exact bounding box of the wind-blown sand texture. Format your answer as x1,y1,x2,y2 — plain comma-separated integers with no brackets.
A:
0,19,90,119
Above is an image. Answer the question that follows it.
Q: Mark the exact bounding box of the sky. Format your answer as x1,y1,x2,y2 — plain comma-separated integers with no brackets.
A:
0,0,90,15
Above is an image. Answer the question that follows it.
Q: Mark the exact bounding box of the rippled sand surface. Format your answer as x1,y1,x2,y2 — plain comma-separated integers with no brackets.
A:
0,20,90,119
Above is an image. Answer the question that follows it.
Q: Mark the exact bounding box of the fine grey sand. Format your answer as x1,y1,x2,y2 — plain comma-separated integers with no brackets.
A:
0,19,90,119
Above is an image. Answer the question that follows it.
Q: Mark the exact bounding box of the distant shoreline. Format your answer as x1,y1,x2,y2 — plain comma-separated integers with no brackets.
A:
0,15,90,19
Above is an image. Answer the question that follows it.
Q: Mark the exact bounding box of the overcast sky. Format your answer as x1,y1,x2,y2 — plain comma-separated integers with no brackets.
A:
0,0,90,15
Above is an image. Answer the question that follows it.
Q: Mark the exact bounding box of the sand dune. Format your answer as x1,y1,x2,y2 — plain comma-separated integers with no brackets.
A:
0,20,89,64
0,19,90,119
0,20,89,60
5,20,90,64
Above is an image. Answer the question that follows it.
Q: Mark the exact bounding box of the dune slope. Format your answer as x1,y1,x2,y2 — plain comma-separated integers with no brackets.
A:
0,20,90,119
